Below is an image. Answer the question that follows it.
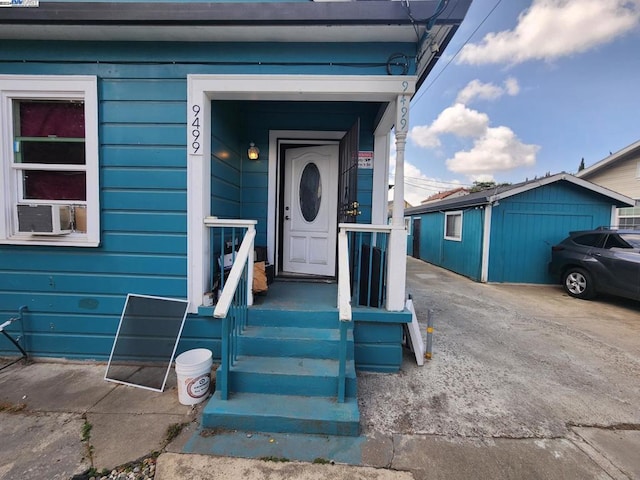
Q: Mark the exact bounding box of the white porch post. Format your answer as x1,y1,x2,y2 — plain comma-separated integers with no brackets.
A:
187,80,211,314
386,94,410,311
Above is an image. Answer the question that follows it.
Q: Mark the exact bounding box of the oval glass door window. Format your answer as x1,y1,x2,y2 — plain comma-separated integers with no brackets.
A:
299,163,322,222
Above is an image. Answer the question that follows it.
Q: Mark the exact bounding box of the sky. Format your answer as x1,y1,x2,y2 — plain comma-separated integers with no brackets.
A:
393,0,640,206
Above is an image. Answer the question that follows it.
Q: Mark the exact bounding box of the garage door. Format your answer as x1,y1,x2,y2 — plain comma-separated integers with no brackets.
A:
491,211,595,283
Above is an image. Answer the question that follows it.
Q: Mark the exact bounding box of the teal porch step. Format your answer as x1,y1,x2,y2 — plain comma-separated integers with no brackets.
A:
206,299,359,437
238,325,353,359
224,355,357,398
248,308,339,329
202,391,360,437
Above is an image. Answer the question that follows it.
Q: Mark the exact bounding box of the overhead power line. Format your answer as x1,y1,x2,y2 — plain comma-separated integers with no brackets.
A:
412,0,504,106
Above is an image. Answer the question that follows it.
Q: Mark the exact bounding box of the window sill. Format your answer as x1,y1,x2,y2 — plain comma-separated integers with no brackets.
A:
0,235,99,247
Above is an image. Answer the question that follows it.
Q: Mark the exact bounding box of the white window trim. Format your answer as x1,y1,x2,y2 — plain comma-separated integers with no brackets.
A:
0,75,99,247
444,210,463,241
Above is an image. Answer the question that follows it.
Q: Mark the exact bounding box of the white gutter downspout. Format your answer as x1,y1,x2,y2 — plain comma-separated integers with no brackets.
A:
480,203,492,283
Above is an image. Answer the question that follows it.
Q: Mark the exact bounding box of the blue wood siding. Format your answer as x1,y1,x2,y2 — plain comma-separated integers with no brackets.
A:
211,103,242,219
488,182,614,283
0,40,410,359
411,209,484,281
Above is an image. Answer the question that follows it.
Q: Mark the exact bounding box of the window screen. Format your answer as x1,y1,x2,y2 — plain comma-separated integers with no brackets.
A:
105,294,190,392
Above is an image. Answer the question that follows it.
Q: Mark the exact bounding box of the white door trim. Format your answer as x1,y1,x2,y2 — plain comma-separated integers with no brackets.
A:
282,144,339,276
186,74,416,313
268,131,343,271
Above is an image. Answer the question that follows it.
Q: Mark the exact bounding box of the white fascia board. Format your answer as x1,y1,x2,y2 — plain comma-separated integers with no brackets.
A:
188,75,416,102
577,139,640,178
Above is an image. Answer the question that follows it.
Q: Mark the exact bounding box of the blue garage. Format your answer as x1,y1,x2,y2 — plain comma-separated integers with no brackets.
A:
406,173,634,284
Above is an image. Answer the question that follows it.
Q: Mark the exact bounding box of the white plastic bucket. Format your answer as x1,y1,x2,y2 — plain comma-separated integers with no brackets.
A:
175,349,213,405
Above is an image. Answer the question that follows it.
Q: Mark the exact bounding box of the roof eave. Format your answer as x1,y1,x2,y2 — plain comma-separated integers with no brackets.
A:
0,0,470,27
577,139,640,178
405,173,635,216
491,174,635,207
405,196,490,215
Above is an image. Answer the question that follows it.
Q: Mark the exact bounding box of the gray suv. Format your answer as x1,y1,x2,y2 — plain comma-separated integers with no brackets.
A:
549,229,640,300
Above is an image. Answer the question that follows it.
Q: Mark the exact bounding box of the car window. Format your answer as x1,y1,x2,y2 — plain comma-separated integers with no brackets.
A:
572,233,605,247
619,233,640,249
603,234,633,249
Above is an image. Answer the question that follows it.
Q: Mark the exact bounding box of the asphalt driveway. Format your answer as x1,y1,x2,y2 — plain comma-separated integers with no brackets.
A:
359,257,640,439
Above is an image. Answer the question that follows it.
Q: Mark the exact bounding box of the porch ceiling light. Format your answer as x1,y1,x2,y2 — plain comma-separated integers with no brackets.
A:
248,142,260,160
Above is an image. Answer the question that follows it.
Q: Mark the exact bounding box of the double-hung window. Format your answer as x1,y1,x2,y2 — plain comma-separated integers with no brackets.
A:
444,211,462,241
0,76,99,246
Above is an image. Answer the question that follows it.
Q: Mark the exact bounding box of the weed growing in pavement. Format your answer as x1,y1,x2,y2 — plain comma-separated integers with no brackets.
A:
164,422,189,446
260,456,290,462
0,401,26,413
80,415,95,465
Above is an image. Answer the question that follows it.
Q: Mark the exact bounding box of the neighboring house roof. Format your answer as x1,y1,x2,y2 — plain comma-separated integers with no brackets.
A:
421,187,468,204
576,139,640,178
0,1,473,88
405,173,635,216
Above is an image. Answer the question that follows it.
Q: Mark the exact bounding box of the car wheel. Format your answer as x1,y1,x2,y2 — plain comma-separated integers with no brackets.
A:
562,268,595,299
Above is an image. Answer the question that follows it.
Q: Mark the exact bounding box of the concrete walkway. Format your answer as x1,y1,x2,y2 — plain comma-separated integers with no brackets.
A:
1,258,640,479
2,354,638,479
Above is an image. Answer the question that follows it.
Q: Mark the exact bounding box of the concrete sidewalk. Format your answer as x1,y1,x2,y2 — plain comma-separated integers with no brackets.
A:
0,361,198,479
1,359,639,479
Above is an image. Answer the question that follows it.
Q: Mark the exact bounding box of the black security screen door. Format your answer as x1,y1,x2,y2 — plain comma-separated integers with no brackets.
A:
338,118,360,223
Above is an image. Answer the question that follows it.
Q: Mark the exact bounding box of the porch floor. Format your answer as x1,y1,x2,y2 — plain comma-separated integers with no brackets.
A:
253,280,338,311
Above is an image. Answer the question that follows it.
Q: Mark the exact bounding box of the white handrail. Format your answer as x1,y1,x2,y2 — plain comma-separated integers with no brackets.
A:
337,229,352,322
214,228,256,318
204,217,258,228
338,223,395,233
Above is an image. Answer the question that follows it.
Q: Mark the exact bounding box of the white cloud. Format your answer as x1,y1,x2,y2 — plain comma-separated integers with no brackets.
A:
409,80,538,178
388,139,464,206
504,77,520,96
390,161,464,207
458,0,640,65
410,103,489,148
445,126,539,175
455,77,520,105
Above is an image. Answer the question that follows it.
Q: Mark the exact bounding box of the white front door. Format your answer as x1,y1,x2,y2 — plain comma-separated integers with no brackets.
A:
282,144,339,276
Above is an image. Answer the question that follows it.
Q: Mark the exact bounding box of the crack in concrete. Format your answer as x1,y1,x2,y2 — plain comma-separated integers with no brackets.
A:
567,422,640,431
388,434,396,469
566,430,628,480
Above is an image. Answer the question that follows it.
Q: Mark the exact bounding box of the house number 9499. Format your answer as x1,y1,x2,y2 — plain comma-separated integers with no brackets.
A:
191,104,201,154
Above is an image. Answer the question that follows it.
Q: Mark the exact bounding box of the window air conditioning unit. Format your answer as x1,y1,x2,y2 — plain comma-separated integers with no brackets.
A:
17,204,73,235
